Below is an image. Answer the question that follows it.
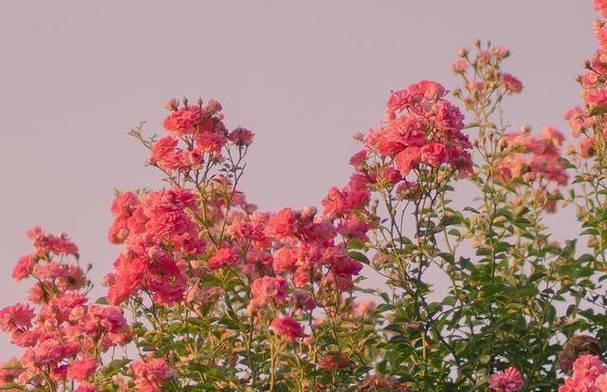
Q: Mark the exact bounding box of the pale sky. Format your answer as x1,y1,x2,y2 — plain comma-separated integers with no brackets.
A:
0,1,596,355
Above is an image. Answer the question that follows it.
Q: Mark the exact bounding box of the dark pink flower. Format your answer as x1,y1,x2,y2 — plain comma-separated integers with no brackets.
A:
266,208,297,239
0,304,35,333
207,247,240,270
488,367,524,392
501,73,523,94
394,146,421,176
271,316,304,341
12,256,36,281
67,358,97,382
420,143,448,167
163,105,203,135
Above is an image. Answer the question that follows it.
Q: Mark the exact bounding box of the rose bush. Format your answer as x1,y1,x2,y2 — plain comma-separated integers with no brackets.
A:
5,2,607,391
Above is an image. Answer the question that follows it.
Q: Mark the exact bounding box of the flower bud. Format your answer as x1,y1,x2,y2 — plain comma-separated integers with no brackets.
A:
207,99,223,114
164,98,179,111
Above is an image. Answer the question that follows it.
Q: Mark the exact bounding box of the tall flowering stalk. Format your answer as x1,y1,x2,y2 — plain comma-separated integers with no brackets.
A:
446,41,574,389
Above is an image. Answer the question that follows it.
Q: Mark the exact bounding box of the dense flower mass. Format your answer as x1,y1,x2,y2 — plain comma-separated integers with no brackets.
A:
152,98,253,171
597,0,607,18
105,188,201,306
5,3,607,390
364,80,472,179
0,229,129,390
558,355,607,392
497,126,568,190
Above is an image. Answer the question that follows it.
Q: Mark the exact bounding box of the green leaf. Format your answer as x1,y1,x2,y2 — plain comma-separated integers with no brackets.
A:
589,105,607,117
348,250,370,265
347,239,366,250
102,358,131,377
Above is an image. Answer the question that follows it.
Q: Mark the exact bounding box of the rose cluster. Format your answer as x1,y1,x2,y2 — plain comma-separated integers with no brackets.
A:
0,228,130,391
4,3,607,388
363,80,473,184
558,355,607,392
151,98,253,173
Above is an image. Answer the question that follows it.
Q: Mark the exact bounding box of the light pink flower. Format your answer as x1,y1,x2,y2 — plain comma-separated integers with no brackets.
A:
352,300,377,317
249,276,287,309
131,357,172,392
452,59,468,73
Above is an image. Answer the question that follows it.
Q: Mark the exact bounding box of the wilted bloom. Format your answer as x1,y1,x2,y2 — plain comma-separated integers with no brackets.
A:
559,335,603,371
228,127,254,146
0,358,21,385
164,98,179,111
352,300,377,317
319,354,352,369
290,289,315,312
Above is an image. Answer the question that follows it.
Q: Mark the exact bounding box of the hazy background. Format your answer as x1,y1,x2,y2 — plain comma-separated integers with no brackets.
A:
0,1,596,355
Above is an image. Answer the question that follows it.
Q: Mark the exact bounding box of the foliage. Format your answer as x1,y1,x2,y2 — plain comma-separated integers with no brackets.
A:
3,2,607,391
